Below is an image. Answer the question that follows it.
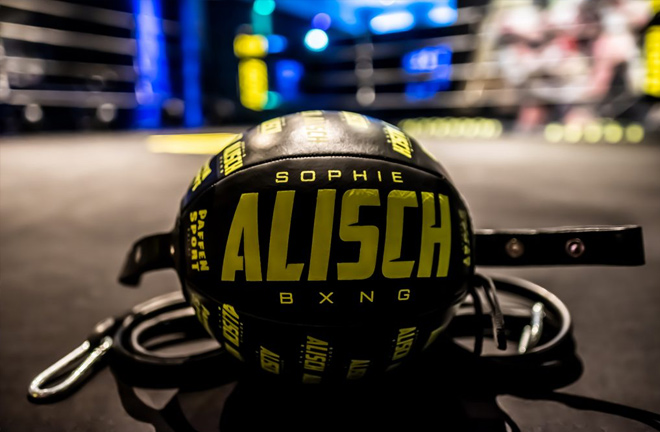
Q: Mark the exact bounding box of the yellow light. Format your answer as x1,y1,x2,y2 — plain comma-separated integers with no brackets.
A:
603,122,624,143
420,117,434,136
238,59,268,111
625,124,645,143
544,123,564,143
564,123,582,143
446,117,459,138
403,118,420,138
460,117,472,137
234,34,268,58
427,117,440,136
147,133,241,154
415,119,426,138
455,117,469,137
492,120,503,138
433,117,447,138
471,117,484,138
644,26,660,97
480,119,496,139
462,118,478,138
583,123,602,143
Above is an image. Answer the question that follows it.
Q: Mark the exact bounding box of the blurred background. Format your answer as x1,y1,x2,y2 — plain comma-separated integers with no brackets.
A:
2,2,660,430
1,0,659,142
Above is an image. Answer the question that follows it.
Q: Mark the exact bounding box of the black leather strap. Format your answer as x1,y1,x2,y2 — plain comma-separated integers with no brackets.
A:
119,233,175,286
475,226,644,267
119,226,646,287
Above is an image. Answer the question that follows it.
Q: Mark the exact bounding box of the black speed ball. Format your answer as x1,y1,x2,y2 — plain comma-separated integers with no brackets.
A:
146,111,474,383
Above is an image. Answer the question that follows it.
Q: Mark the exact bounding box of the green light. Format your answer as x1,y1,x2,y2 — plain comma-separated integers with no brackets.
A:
264,91,281,109
253,0,275,16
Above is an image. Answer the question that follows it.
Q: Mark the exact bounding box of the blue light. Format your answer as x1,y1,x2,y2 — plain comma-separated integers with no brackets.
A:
369,11,414,35
275,59,303,101
180,0,203,127
266,34,288,53
312,13,331,31
405,80,449,101
271,2,455,36
428,4,458,26
304,29,329,52
403,45,452,74
403,45,453,101
133,0,171,128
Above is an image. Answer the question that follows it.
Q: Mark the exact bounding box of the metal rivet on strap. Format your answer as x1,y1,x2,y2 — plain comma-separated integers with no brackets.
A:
506,238,524,258
566,238,585,258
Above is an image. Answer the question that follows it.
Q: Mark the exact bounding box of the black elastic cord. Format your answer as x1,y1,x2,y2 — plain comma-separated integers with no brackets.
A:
475,273,508,351
109,293,240,389
28,276,568,403
467,282,485,356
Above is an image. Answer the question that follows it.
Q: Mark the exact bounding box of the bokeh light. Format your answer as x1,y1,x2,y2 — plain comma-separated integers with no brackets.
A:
264,91,282,109
253,0,275,16
312,13,331,31
266,34,288,53
304,29,329,52
428,5,458,26
370,11,414,34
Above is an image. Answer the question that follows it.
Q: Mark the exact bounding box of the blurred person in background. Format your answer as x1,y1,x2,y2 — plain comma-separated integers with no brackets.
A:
471,0,652,132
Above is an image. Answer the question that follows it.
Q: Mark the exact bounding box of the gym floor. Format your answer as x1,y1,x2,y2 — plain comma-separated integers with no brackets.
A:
1,131,659,431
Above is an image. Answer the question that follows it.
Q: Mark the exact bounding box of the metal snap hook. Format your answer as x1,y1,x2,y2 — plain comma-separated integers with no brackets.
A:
28,336,113,402
518,302,545,354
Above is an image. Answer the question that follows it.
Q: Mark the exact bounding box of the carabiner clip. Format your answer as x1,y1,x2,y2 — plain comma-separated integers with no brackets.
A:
28,335,113,402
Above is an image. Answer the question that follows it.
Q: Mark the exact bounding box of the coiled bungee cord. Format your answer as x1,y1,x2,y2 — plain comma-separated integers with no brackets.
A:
25,270,601,401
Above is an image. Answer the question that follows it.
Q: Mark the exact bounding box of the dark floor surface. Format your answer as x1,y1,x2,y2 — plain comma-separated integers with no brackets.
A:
1,131,659,431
